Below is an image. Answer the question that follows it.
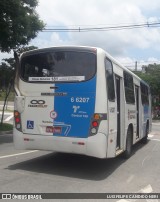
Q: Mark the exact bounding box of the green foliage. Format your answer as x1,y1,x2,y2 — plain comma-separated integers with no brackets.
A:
0,61,14,90
0,0,45,52
16,45,38,55
0,123,13,131
0,46,38,90
134,64,160,109
134,64,160,97
0,91,15,101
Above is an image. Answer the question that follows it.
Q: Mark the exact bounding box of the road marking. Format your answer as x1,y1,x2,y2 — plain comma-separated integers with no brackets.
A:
148,134,154,138
126,175,134,184
148,134,160,142
139,184,158,202
142,155,150,167
140,184,159,202
117,198,132,202
117,184,154,202
140,184,153,193
0,150,38,159
4,114,13,122
0,112,13,115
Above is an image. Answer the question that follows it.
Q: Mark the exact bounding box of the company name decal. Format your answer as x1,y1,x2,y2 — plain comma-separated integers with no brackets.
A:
46,126,62,134
42,120,53,124
41,92,67,96
28,100,47,108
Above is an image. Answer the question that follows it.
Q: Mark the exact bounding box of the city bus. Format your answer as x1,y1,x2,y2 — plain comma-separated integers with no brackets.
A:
13,46,152,159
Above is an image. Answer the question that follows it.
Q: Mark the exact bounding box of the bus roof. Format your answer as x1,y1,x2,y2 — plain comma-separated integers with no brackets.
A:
20,46,97,58
20,45,149,87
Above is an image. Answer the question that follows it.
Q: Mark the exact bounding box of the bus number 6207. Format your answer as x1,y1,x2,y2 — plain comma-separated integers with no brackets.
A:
71,97,90,103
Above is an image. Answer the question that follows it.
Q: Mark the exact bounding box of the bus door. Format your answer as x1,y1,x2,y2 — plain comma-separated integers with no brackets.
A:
115,75,121,149
135,85,139,139
105,59,117,157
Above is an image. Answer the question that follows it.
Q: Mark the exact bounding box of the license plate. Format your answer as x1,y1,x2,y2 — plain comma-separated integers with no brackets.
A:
46,126,62,134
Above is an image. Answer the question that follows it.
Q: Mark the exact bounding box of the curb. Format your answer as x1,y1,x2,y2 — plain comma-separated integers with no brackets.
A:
152,120,160,125
0,130,13,135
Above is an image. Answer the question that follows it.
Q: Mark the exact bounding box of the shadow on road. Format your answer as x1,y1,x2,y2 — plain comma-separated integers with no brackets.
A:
7,141,148,181
8,152,125,181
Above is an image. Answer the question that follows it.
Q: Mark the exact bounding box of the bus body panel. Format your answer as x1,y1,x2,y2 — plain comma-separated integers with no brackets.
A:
53,77,96,138
20,77,96,138
106,101,117,158
14,128,107,158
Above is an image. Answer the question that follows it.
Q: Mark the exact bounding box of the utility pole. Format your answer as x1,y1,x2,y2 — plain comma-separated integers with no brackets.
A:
135,61,137,71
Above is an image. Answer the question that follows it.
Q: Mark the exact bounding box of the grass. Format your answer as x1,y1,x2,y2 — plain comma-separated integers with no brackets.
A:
0,123,13,132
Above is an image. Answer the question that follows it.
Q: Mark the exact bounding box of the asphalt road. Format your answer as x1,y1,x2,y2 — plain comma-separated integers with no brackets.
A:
0,124,160,202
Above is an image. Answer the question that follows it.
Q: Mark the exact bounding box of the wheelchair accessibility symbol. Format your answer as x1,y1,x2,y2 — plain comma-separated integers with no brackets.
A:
27,120,34,129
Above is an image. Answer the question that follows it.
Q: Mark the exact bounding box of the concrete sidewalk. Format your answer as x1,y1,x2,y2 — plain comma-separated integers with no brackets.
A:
0,110,13,135
152,121,160,126
0,101,14,111
0,101,14,105
0,111,13,121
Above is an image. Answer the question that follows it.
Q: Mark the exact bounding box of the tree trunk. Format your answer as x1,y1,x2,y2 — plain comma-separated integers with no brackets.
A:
0,81,12,125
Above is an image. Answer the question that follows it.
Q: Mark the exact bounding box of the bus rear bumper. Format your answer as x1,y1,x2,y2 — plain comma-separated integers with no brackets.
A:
13,129,107,159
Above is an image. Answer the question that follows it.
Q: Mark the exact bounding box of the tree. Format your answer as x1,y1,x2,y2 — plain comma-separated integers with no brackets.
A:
16,45,38,55
134,63,160,107
0,60,14,90
0,46,37,125
0,0,45,52
0,78,12,125
0,46,38,90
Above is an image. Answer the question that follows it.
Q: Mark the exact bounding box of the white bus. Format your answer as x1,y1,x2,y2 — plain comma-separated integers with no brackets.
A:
13,46,152,159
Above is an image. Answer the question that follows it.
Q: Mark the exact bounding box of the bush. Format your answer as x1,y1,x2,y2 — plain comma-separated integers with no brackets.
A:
0,123,13,131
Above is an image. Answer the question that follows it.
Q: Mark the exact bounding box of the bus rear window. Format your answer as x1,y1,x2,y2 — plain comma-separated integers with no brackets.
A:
21,51,96,82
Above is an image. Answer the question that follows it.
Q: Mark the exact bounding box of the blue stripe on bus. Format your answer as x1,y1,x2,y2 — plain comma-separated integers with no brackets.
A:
53,76,96,138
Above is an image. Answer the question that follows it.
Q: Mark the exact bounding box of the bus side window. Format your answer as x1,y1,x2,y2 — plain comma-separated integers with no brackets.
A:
105,58,115,101
123,71,135,104
140,82,149,105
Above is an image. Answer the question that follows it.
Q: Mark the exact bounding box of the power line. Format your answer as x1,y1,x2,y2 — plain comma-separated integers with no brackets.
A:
42,21,160,32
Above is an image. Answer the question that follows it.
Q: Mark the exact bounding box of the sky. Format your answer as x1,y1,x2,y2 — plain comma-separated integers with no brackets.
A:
1,0,160,70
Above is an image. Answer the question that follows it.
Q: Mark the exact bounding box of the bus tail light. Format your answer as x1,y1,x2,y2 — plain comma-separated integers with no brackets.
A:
14,110,22,132
15,117,20,123
91,120,99,135
94,114,100,120
90,113,107,136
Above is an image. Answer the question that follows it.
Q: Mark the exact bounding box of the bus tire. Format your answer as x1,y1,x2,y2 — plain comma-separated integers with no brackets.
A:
141,123,149,144
123,127,132,159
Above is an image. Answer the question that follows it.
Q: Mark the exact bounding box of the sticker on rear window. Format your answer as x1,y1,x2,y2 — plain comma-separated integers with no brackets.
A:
29,76,85,82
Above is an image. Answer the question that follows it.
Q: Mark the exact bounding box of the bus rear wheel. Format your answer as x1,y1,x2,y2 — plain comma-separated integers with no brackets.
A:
123,127,132,159
141,123,149,144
